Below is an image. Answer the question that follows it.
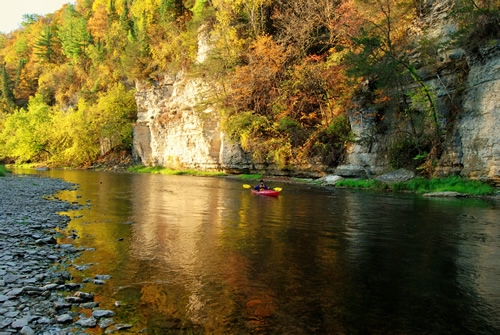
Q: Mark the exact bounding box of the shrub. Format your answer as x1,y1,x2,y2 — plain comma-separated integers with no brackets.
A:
0,165,8,177
0,95,52,163
388,135,431,170
336,178,388,191
238,174,263,180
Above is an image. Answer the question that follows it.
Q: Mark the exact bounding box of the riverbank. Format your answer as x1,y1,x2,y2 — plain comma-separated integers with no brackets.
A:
0,174,123,334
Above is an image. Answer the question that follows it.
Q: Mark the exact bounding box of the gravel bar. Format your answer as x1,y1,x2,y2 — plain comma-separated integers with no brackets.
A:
0,174,121,334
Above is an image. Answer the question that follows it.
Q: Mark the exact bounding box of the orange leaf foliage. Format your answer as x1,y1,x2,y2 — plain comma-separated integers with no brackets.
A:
228,35,287,115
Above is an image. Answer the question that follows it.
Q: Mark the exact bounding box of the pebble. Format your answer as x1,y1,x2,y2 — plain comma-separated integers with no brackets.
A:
0,175,123,334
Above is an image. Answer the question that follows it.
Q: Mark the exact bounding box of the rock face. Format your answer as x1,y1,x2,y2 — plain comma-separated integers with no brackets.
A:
133,75,252,173
132,0,499,185
409,2,499,186
341,1,500,185
450,46,500,186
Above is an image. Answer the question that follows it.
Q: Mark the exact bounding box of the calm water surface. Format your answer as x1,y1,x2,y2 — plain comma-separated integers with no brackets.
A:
15,169,500,334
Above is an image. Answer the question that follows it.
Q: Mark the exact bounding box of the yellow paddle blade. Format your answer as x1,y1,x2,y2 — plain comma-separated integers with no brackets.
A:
243,184,252,189
273,187,282,192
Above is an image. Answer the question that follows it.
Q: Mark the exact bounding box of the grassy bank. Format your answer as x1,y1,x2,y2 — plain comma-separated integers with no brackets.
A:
336,176,496,196
0,165,9,177
127,165,226,177
128,167,496,197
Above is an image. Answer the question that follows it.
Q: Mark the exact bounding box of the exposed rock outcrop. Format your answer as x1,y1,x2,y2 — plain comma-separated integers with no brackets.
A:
441,44,500,186
133,75,252,173
132,0,499,186
376,169,416,184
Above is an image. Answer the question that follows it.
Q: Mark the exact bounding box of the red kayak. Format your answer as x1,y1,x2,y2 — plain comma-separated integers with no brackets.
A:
251,189,280,197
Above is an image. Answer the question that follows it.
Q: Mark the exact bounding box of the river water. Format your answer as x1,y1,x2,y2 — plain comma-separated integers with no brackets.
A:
14,169,500,334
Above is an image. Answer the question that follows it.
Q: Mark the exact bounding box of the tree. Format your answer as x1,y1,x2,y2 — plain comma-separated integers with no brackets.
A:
87,1,109,42
120,0,134,33
0,62,15,107
1,32,34,104
34,25,58,63
58,4,92,63
160,0,187,25
272,0,342,57
88,83,137,154
46,100,100,166
0,94,52,162
76,0,95,18
226,35,286,115
453,0,500,52
20,14,39,29
345,0,442,171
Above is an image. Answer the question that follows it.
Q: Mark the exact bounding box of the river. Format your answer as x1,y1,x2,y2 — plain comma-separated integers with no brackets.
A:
14,169,500,334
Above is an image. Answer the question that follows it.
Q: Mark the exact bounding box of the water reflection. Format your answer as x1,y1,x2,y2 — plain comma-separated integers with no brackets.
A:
12,169,500,334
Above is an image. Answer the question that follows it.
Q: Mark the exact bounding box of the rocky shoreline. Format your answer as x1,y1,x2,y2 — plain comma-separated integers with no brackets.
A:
0,175,128,334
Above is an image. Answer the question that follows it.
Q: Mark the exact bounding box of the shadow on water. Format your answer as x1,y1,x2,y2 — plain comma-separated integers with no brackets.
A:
13,168,500,334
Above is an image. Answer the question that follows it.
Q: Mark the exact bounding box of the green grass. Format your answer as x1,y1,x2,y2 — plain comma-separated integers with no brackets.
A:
237,174,263,180
127,165,226,177
337,176,495,196
336,179,389,191
0,165,10,177
390,176,495,196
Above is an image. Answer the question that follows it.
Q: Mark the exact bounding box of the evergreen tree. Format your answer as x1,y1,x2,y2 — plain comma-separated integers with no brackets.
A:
0,63,15,106
108,0,119,24
160,0,176,24
58,5,92,62
120,0,134,34
14,58,26,88
34,26,57,63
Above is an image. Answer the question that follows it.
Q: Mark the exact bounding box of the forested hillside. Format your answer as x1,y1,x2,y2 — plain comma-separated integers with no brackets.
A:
0,0,497,171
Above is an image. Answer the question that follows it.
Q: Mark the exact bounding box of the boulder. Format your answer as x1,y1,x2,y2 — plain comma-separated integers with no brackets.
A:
334,165,367,178
318,175,345,186
423,191,468,197
376,169,416,184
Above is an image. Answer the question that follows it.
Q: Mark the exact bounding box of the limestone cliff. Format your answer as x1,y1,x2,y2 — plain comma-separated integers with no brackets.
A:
341,0,499,186
132,1,499,185
342,44,500,186
133,74,252,172
439,45,500,186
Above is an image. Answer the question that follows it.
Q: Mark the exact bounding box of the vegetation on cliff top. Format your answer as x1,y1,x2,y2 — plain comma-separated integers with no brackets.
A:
0,0,498,173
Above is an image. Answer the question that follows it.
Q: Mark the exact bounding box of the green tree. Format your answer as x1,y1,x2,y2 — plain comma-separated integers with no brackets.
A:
453,0,500,52
120,0,134,33
0,94,52,162
345,0,442,171
58,4,92,63
34,25,58,63
20,14,39,29
160,0,177,24
47,100,99,166
0,62,15,107
88,83,137,154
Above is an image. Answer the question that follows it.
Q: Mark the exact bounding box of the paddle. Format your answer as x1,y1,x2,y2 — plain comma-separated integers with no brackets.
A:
243,184,282,192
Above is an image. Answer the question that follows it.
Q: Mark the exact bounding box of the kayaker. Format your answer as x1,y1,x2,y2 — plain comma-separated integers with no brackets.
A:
254,180,269,191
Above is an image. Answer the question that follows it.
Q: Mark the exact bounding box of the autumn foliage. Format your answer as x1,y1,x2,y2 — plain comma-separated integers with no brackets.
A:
0,0,495,169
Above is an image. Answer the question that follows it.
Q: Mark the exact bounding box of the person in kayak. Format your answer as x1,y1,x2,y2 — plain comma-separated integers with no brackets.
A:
254,180,269,191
